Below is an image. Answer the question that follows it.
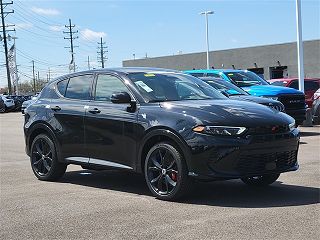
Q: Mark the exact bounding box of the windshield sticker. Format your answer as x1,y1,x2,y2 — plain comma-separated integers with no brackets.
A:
135,81,153,92
144,73,156,77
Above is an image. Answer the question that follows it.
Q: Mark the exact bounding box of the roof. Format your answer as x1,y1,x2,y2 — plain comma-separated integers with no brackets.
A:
268,78,320,82
49,67,183,83
184,69,249,73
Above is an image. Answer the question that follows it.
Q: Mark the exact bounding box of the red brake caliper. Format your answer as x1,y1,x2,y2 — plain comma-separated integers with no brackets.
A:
171,171,177,181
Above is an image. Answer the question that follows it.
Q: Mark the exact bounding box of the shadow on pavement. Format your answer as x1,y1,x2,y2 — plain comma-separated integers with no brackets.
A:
61,169,319,208
299,131,320,137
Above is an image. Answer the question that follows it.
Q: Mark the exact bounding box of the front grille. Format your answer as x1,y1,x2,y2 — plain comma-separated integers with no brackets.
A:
236,150,297,175
278,94,305,110
246,125,289,135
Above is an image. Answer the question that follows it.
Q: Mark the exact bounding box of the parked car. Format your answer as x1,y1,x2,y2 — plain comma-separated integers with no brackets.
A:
0,95,15,112
185,69,307,125
6,95,26,111
24,68,299,201
312,88,320,124
199,77,285,112
268,78,320,108
0,97,5,113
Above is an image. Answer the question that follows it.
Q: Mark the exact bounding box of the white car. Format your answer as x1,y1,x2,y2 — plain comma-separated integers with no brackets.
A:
0,95,15,111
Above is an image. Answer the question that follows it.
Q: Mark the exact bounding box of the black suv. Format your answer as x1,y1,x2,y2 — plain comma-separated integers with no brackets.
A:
24,68,299,200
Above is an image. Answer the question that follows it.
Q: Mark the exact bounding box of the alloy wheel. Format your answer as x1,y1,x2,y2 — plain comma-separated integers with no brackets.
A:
146,147,179,196
31,138,53,176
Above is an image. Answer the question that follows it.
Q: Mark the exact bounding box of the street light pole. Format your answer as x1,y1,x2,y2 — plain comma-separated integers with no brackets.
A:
200,11,214,70
295,0,304,93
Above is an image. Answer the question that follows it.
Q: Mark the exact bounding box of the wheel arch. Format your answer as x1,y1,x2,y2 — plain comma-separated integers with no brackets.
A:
26,122,64,163
137,127,190,174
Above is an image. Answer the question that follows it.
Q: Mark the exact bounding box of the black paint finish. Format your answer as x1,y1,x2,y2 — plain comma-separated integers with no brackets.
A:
24,68,299,180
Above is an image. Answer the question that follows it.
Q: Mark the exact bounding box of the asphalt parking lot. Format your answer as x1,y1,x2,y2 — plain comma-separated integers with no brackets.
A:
0,112,319,240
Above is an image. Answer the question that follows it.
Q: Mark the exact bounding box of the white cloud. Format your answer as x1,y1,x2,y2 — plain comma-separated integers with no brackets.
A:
49,25,64,32
80,28,106,41
14,23,33,30
31,7,60,16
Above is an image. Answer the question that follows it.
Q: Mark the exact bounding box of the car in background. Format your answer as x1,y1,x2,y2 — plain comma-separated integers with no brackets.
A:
0,95,15,112
199,77,285,112
0,97,5,113
6,95,26,111
312,88,320,124
268,78,320,108
185,69,307,125
24,68,299,201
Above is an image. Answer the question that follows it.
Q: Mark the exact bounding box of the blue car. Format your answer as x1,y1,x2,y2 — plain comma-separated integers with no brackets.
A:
185,69,307,125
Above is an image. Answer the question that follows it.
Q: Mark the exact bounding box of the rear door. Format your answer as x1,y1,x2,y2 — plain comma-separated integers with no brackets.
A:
85,74,138,169
51,74,94,163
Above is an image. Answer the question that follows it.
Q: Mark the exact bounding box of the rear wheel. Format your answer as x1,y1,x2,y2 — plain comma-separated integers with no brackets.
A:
30,134,67,181
241,173,280,186
144,142,191,201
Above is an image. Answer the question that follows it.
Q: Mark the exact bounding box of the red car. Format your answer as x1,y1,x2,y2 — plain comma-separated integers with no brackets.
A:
268,78,320,108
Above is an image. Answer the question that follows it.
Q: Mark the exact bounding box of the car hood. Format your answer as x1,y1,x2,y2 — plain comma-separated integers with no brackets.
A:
229,95,281,105
242,85,303,96
159,99,294,127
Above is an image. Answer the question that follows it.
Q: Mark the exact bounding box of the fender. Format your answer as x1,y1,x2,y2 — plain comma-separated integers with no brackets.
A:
136,127,192,173
26,122,65,163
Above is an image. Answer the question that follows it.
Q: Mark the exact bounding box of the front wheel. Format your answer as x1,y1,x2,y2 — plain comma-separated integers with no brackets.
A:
30,134,67,181
144,142,191,201
241,173,280,186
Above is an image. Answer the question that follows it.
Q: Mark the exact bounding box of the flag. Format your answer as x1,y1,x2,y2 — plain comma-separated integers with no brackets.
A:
8,44,18,87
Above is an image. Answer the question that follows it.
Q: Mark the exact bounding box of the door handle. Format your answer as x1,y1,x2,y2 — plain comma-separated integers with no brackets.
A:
51,106,61,111
88,108,101,114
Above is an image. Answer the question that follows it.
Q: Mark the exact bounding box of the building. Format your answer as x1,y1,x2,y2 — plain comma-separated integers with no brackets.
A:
123,39,320,80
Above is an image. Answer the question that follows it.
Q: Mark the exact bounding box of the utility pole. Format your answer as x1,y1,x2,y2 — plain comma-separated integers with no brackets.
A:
64,19,78,72
0,0,14,94
97,37,107,68
32,60,36,94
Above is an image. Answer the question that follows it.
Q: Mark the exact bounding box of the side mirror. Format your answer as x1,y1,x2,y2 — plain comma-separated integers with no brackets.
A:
111,91,132,104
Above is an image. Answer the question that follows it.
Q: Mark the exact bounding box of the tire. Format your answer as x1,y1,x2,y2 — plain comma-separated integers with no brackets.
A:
241,173,280,186
144,142,192,201
30,134,67,181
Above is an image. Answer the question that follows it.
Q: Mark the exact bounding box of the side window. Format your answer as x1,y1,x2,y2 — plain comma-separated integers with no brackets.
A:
289,80,299,90
190,73,204,77
207,73,223,79
95,75,129,101
57,79,69,96
65,75,93,100
305,81,319,91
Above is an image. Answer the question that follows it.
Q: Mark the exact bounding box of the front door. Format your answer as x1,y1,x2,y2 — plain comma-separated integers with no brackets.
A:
85,74,138,169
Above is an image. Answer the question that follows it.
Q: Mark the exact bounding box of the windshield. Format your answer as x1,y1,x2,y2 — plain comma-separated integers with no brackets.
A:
204,79,249,96
128,72,226,102
225,71,269,87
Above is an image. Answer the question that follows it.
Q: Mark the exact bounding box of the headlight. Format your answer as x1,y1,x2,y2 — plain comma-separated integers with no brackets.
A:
289,121,296,131
193,125,247,136
263,96,278,101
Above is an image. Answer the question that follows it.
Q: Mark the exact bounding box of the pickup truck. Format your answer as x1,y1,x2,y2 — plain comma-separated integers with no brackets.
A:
185,69,307,125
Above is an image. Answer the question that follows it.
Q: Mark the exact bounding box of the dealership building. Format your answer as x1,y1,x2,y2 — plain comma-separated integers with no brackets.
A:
123,39,319,80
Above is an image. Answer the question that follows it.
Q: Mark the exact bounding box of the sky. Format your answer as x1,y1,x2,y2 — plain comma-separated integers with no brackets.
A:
0,0,319,87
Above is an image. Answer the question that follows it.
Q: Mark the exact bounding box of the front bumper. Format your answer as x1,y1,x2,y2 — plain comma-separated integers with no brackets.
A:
286,108,306,124
185,128,299,180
